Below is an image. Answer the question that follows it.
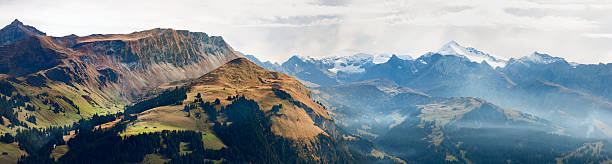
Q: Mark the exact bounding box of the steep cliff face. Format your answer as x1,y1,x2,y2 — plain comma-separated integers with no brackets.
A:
0,24,238,96
0,35,66,76
66,28,239,99
0,21,239,128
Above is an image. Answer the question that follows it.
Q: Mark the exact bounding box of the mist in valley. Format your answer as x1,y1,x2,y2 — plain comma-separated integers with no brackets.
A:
311,66,612,163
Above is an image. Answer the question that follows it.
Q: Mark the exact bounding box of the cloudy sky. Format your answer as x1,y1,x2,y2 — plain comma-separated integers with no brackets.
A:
2,0,612,63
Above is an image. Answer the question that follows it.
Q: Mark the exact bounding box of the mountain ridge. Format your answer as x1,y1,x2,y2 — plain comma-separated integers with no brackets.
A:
0,20,239,131
246,42,612,139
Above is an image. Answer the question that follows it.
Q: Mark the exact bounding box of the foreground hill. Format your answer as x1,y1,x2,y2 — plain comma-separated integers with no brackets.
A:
11,58,385,163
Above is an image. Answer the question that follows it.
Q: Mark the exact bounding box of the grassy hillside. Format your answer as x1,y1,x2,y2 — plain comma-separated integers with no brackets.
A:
9,58,371,163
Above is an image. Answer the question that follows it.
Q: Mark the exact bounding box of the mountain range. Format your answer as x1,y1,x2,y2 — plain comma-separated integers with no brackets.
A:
240,40,612,162
245,41,612,139
0,19,382,163
0,18,612,164
310,79,611,163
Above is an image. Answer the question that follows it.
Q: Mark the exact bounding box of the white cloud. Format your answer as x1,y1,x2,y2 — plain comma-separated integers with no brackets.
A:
582,33,612,38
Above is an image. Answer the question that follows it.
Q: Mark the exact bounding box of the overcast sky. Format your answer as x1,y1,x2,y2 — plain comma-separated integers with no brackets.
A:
2,0,612,63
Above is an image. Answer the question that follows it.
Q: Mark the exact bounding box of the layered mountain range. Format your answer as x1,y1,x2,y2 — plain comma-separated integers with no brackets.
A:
245,41,612,162
1,18,611,164
247,41,612,138
310,79,611,163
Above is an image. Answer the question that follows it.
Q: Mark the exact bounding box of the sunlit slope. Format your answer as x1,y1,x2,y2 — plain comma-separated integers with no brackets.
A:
120,58,359,163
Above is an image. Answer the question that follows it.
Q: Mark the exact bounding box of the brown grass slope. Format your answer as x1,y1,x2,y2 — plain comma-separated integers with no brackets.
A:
188,57,333,138
121,57,357,163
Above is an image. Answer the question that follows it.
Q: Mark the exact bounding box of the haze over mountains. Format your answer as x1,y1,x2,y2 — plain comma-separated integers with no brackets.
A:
1,19,612,164
244,40,612,163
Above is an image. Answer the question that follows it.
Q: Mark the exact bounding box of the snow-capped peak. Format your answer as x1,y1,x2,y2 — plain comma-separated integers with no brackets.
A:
518,52,565,64
373,54,413,64
324,53,414,73
296,55,321,62
436,41,507,68
289,53,414,74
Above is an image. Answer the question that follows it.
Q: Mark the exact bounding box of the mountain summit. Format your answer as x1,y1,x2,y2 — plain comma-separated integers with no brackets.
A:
515,51,567,64
436,40,507,68
190,57,333,137
0,19,46,46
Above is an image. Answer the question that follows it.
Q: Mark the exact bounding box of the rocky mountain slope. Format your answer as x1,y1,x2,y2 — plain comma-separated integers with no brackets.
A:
0,20,238,130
